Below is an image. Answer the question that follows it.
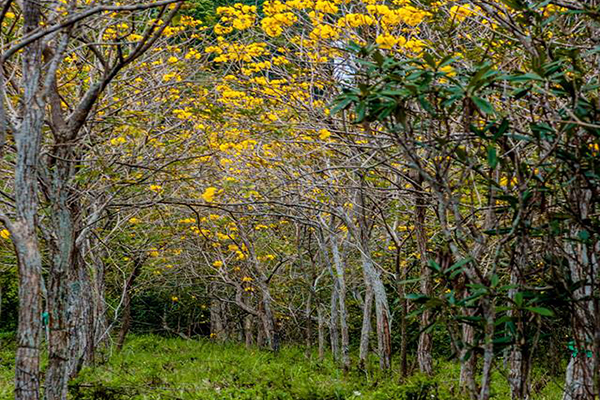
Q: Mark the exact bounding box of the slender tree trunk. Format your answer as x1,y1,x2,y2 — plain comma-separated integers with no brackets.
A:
396,248,408,377
210,299,225,341
67,255,93,378
244,315,254,348
257,282,277,351
12,2,45,398
329,277,340,361
359,284,373,369
562,188,598,400
460,311,478,399
414,173,433,375
304,290,313,358
508,240,531,400
116,259,143,351
317,305,325,361
330,233,350,370
479,301,496,400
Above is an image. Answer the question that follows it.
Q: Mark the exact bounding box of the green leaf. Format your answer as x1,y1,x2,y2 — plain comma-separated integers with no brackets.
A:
487,146,497,168
472,96,494,115
428,259,441,272
526,306,554,317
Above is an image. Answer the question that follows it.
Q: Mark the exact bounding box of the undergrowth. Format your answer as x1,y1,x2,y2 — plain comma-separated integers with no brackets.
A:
0,335,563,399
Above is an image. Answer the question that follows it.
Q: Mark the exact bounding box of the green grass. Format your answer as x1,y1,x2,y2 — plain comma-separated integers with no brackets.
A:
0,335,563,399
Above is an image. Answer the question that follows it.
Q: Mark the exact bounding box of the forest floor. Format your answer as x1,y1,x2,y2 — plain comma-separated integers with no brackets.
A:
1,334,563,399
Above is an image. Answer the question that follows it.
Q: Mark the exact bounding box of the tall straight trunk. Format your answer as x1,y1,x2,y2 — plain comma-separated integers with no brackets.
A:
244,315,254,348
12,1,45,398
210,299,225,341
479,301,496,400
330,233,350,370
414,173,433,375
317,305,325,361
304,290,313,358
329,286,340,360
257,281,277,351
67,255,93,378
562,188,598,400
395,248,408,377
508,239,531,400
89,245,109,362
46,145,77,400
359,284,373,369
460,310,478,399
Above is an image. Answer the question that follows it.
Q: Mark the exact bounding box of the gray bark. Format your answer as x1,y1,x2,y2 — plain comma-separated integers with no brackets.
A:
330,233,350,370
359,284,373,369
317,305,325,361
12,1,45,398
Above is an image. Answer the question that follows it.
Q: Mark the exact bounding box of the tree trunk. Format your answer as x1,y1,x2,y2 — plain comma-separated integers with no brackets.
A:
330,233,350,370
329,278,340,361
257,282,277,351
67,256,93,378
210,299,225,341
45,146,77,400
244,315,254,348
317,305,325,361
562,188,598,400
116,259,143,351
460,312,478,399
479,301,496,400
414,173,433,375
359,284,373,369
13,1,45,398
396,248,408,377
508,240,531,400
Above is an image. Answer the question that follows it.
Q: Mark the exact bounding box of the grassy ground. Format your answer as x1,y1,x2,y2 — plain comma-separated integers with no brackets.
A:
1,335,563,399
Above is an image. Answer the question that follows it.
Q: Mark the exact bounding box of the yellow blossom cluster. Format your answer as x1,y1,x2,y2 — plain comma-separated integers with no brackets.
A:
215,3,257,34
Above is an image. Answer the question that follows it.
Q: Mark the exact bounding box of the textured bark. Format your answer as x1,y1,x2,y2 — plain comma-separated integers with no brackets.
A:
329,285,340,360
359,285,373,369
562,188,598,400
508,240,531,400
317,305,325,361
479,301,496,400
460,313,478,399
414,173,433,375
395,249,408,377
67,257,93,378
330,233,350,370
116,259,143,351
257,281,277,351
353,184,391,370
210,299,226,341
12,1,45,398
244,315,254,349
45,144,77,400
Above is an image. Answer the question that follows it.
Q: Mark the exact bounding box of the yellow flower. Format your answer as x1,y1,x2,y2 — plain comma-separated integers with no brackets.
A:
449,5,475,21
150,184,163,193
110,137,126,145
318,129,331,140
129,217,140,224
167,56,178,63
213,260,224,267
0,229,10,239
171,296,179,302
376,34,406,50
202,187,218,202
242,276,253,282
